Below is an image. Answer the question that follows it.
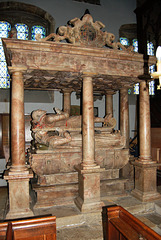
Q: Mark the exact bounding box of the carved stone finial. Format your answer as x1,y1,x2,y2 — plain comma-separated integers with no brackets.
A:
41,13,132,51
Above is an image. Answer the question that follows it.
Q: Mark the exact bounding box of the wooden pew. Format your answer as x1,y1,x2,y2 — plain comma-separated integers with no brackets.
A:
0,215,56,240
102,205,161,240
0,222,8,240
6,222,12,240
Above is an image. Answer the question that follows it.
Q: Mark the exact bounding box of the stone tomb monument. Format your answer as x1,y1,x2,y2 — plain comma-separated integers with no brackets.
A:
3,12,158,217
29,107,128,208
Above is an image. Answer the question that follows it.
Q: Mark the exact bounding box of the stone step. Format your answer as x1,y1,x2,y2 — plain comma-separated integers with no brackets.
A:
33,184,78,208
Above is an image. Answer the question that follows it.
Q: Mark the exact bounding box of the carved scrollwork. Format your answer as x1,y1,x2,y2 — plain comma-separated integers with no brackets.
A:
39,13,133,50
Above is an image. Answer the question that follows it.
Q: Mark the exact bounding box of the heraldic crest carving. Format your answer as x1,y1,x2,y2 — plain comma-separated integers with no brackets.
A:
37,11,132,50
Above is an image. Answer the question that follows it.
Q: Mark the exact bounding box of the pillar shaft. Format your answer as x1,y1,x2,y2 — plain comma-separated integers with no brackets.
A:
131,80,160,202
4,67,33,219
11,70,26,170
74,75,103,212
120,88,129,148
139,81,152,162
63,90,71,115
82,75,95,168
105,92,113,116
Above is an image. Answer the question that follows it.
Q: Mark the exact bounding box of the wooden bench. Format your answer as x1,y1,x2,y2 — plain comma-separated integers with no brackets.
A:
102,205,161,240
0,215,56,240
0,222,8,240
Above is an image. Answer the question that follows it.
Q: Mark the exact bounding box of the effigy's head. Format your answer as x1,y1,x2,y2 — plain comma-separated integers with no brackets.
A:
31,110,47,122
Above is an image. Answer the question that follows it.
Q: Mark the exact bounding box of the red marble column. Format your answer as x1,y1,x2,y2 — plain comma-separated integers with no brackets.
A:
120,88,129,148
63,89,72,115
105,91,114,116
74,74,103,212
139,81,152,162
11,70,27,171
82,75,96,168
131,80,160,202
4,67,33,219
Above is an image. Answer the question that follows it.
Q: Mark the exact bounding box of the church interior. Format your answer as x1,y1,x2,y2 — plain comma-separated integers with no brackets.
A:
0,0,161,239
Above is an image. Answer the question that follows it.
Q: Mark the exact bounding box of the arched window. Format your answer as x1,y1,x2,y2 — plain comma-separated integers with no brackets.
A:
0,2,55,89
15,23,29,40
0,22,46,88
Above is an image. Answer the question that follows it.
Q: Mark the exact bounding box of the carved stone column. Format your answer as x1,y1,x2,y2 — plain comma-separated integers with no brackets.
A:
105,91,114,116
82,75,95,168
132,80,160,201
75,74,104,212
120,88,129,148
4,67,33,219
63,89,72,115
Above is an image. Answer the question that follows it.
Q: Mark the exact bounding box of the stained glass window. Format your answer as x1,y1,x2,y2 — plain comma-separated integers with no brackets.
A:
130,39,155,95
0,21,11,88
120,37,129,48
31,25,46,41
134,83,139,95
15,23,28,40
149,80,155,95
147,41,154,56
147,41,155,96
132,39,138,52
0,22,46,88
120,37,129,46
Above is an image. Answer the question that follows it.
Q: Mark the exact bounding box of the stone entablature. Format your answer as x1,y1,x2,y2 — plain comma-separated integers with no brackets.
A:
3,37,156,93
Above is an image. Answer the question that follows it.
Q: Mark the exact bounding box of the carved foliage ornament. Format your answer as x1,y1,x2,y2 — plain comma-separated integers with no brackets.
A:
38,13,132,50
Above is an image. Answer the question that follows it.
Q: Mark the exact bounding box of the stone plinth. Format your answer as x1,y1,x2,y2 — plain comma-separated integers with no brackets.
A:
74,165,104,212
32,169,127,208
131,160,160,202
4,169,33,219
30,145,129,209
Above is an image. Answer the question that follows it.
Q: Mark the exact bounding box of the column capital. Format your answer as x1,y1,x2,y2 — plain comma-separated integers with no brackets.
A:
82,72,96,78
105,90,116,95
120,87,129,92
8,66,27,74
61,88,73,94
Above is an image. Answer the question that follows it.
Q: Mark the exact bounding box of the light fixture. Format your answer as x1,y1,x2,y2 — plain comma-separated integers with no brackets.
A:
151,46,161,89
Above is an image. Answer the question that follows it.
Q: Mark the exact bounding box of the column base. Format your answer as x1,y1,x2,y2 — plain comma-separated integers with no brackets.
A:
131,189,161,202
6,208,34,220
74,196,104,213
4,168,34,219
74,164,104,212
131,160,161,202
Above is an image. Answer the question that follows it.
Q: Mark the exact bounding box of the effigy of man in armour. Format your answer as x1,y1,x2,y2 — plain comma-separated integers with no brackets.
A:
31,108,116,149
